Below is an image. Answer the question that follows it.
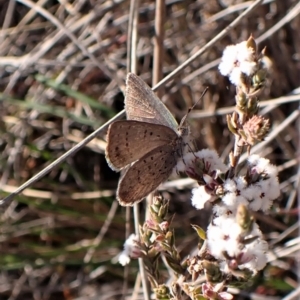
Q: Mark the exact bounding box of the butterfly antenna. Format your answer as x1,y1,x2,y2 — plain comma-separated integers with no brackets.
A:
179,86,208,128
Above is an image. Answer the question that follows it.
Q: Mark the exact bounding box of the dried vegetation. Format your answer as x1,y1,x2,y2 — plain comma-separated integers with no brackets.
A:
0,0,299,299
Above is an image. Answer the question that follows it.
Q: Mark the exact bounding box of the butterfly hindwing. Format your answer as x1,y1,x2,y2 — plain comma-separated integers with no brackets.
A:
117,145,177,205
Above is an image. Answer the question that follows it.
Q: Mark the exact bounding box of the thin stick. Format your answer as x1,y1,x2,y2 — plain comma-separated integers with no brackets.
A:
152,0,165,98
0,0,16,47
126,0,138,75
189,94,300,119
83,200,119,263
128,0,151,299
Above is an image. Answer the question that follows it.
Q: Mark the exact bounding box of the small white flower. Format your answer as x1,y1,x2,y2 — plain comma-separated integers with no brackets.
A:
260,198,273,212
225,238,241,258
247,156,280,208
240,60,257,76
118,234,140,266
182,152,197,164
255,157,270,170
193,149,228,173
207,214,268,273
236,41,254,62
191,186,215,210
229,67,243,86
267,177,280,200
241,185,261,201
118,253,131,266
219,41,257,86
212,204,232,217
223,193,247,211
241,240,268,271
240,175,279,212
249,196,263,211
247,154,260,166
235,195,249,207
207,216,243,259
236,177,247,190
248,155,279,178
222,192,237,207
207,227,227,258
224,179,237,193
265,164,278,177
218,45,238,76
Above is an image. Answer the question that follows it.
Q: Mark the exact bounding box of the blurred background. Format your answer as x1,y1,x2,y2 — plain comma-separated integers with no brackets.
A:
0,0,299,299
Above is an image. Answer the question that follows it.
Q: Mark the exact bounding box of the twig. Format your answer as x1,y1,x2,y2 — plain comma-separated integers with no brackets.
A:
190,94,300,119
127,0,151,299
83,200,119,263
0,0,16,46
152,0,165,98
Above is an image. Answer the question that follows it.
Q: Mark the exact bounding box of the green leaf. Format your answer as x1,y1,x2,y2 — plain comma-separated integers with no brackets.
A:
191,224,206,240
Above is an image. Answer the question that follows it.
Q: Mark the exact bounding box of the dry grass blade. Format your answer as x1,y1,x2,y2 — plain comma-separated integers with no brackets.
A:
0,0,298,299
127,0,151,299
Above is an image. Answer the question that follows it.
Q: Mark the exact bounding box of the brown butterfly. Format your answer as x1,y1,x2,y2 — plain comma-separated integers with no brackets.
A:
105,73,189,206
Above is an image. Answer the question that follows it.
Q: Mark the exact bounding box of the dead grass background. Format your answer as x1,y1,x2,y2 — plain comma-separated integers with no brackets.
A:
0,0,299,299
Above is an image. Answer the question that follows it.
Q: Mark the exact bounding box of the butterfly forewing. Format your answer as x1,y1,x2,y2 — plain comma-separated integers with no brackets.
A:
105,120,179,171
125,73,178,130
117,145,178,205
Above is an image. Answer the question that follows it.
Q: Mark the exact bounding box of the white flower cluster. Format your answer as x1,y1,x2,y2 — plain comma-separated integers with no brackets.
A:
118,234,140,266
242,155,280,211
207,216,268,273
189,151,280,274
187,149,228,210
218,41,257,86
214,157,279,215
191,153,279,213
177,149,228,174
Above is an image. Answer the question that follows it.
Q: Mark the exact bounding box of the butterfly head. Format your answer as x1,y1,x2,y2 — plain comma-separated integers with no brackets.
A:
178,125,190,137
